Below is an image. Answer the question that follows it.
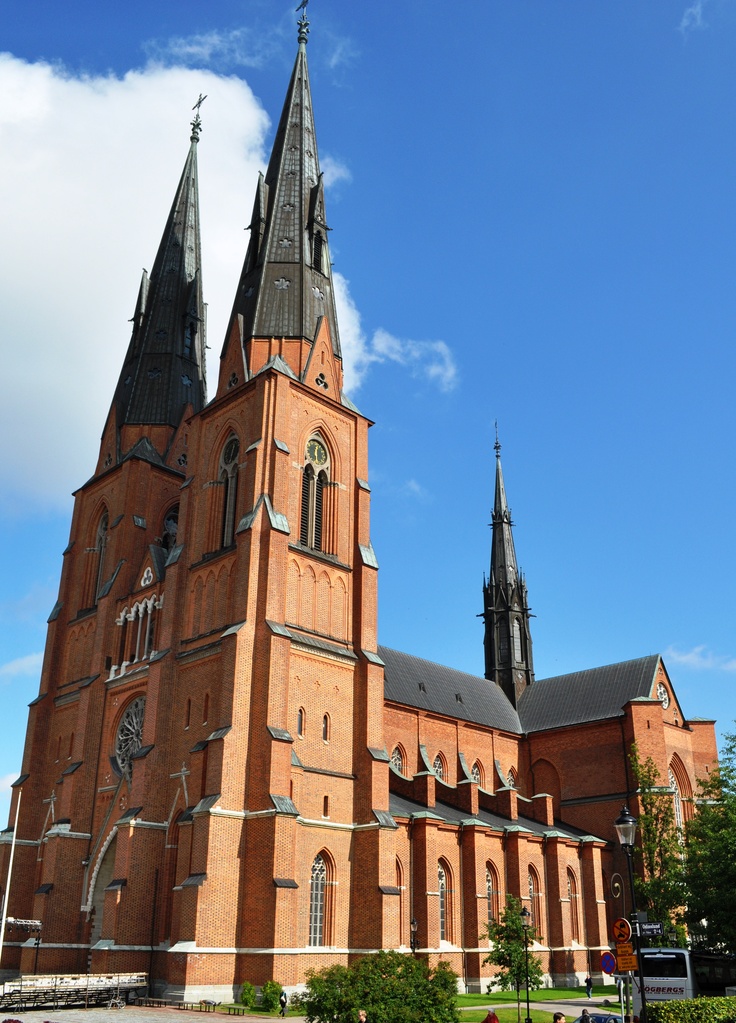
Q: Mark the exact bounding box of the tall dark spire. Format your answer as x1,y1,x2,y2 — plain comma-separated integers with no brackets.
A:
108,108,207,454
227,12,341,359
483,435,535,707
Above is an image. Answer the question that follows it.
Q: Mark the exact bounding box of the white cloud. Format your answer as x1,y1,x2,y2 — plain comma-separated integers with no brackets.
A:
144,28,275,70
0,652,43,679
0,773,16,796
321,154,352,188
664,645,736,672
0,54,453,512
679,1,709,33
333,274,457,395
0,54,269,512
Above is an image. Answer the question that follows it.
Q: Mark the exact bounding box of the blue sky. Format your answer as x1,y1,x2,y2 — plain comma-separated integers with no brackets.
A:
2,0,735,827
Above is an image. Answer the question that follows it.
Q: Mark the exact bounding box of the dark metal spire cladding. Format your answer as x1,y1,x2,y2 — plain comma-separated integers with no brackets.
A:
482,436,535,708
229,12,341,356
110,113,207,441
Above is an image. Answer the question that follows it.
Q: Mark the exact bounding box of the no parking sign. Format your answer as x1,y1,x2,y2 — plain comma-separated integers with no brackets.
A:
601,951,616,974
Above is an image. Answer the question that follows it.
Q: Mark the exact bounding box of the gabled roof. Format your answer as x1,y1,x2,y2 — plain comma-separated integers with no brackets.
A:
518,654,661,733
380,645,522,735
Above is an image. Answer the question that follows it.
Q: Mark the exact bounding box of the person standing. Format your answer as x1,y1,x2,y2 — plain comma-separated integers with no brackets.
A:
279,991,288,1017
585,974,593,998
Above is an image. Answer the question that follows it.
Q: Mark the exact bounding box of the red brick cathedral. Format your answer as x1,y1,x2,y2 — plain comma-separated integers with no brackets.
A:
1,14,716,1001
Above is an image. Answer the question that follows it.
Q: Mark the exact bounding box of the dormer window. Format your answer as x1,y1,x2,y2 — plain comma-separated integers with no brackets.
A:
313,232,324,274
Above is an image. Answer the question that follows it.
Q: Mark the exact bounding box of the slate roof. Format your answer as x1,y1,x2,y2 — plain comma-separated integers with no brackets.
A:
389,792,601,842
518,654,661,733
379,645,522,735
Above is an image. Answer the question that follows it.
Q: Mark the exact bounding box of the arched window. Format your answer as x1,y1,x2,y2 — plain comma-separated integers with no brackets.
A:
86,509,109,607
669,767,683,833
433,754,445,780
486,862,500,930
507,767,517,789
438,860,453,943
301,437,331,552
297,708,305,737
528,867,543,941
313,232,324,274
162,505,179,552
499,620,509,662
471,761,483,786
391,746,405,774
322,714,330,742
396,857,405,944
567,868,581,943
512,619,522,662
219,435,240,548
309,852,332,946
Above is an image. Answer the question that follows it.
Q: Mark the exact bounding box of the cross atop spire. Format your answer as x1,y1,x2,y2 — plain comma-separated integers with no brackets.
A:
190,93,207,143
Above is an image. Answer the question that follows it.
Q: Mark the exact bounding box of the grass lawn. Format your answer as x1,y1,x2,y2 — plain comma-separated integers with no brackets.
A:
458,987,596,1006
462,1012,562,1023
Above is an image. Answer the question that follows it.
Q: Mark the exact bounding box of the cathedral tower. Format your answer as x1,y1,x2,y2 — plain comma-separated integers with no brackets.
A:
2,16,392,997
482,437,534,706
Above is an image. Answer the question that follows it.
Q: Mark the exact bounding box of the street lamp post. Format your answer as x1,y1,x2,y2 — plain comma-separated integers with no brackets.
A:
410,917,418,955
520,905,532,1023
614,806,648,1023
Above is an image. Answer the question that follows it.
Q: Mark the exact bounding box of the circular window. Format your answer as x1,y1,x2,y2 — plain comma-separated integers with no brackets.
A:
115,697,146,780
656,682,670,709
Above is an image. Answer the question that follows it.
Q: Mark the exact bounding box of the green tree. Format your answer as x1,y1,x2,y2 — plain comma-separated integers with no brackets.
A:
301,949,459,1023
261,980,283,1012
629,744,686,935
482,895,543,1023
684,730,736,951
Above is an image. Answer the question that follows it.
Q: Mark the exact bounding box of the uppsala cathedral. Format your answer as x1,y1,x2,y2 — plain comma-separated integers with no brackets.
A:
0,13,717,1001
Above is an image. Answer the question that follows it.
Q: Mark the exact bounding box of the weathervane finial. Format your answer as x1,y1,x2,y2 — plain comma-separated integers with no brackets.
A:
494,420,501,457
296,0,310,46
190,93,207,142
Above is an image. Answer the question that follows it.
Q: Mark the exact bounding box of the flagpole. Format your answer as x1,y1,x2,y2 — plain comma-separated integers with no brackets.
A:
0,789,23,969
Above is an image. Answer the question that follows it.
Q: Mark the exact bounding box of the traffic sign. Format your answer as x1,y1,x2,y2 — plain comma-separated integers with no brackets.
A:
641,921,664,937
613,917,632,942
616,942,634,956
617,954,639,972
601,951,616,975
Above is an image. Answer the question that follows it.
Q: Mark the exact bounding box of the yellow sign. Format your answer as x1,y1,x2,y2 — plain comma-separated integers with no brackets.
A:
617,954,639,972
616,942,634,956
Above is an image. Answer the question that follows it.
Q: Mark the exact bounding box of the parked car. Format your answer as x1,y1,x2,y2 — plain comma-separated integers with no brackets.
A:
571,1015,622,1023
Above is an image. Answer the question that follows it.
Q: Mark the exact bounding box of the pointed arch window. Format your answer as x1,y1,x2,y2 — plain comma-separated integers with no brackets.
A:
528,867,544,941
313,232,324,274
433,753,445,781
86,510,109,607
512,619,523,663
162,505,179,552
438,859,453,943
567,868,581,943
301,436,331,552
486,862,500,929
297,708,305,737
391,746,405,775
669,767,683,834
499,620,509,662
471,761,483,786
219,435,240,548
308,852,332,946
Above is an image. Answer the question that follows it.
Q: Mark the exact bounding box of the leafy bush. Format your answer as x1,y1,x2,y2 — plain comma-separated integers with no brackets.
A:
240,981,256,1007
302,949,459,1023
261,980,283,1012
647,995,736,1023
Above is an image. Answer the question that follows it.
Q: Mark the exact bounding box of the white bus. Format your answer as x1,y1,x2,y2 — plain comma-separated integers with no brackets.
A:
632,949,696,1014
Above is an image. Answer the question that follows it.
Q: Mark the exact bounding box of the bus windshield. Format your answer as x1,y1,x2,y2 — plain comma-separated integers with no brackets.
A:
642,952,689,979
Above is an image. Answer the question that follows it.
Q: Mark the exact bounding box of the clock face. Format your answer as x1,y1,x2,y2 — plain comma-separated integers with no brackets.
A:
656,682,670,709
306,438,327,466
